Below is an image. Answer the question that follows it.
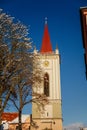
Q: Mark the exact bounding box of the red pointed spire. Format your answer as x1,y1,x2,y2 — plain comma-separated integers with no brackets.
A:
40,18,52,53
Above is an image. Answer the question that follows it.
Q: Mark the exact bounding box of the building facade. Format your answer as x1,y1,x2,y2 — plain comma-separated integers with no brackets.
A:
31,19,63,130
80,7,87,79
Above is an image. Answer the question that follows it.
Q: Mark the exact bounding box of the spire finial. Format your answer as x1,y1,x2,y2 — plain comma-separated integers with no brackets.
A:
55,43,59,54
56,43,58,49
45,17,47,24
34,45,38,54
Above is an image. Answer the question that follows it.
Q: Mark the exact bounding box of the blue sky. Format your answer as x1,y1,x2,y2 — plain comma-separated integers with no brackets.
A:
0,0,87,127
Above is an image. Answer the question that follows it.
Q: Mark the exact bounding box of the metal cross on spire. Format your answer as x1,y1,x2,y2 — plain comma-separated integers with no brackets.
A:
45,17,48,24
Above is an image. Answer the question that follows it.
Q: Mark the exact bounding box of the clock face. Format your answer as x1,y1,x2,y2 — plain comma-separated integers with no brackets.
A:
43,61,49,67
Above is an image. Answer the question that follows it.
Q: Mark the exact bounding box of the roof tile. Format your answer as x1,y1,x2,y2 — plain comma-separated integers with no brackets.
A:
2,112,18,121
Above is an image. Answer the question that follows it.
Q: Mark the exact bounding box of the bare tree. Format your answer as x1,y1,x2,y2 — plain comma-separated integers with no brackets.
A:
0,9,32,126
0,9,17,125
0,9,48,130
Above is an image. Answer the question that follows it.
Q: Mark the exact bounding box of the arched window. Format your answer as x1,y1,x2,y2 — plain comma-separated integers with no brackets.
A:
44,73,49,96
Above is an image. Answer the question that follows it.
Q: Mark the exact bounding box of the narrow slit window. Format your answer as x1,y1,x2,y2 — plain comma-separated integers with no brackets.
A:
47,112,49,117
44,73,49,96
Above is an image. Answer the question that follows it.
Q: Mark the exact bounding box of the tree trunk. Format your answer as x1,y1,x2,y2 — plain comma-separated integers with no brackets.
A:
0,99,3,125
0,110,2,125
18,109,22,130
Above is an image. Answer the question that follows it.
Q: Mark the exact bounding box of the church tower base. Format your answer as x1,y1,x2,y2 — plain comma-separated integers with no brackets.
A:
31,118,63,130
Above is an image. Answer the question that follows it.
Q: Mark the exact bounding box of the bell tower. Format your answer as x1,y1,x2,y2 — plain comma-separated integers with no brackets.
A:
31,18,63,130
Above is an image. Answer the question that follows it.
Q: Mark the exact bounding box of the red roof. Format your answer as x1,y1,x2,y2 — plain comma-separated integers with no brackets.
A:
2,112,18,121
40,22,52,53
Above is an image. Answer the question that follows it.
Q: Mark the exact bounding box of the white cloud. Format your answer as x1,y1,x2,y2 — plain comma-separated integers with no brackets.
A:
64,122,86,130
